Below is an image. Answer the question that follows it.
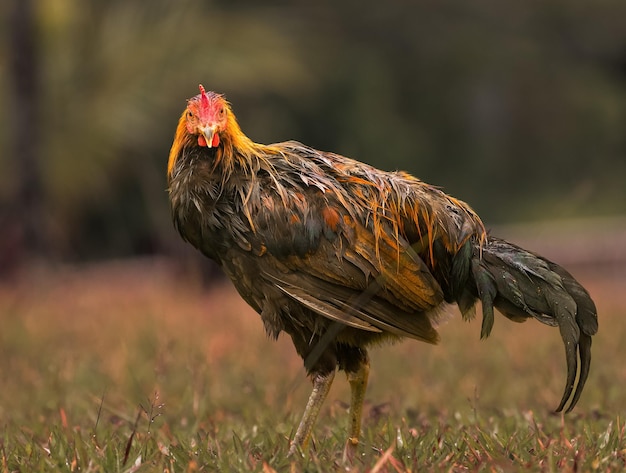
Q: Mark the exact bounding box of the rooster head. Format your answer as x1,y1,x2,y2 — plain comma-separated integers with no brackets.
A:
185,85,229,148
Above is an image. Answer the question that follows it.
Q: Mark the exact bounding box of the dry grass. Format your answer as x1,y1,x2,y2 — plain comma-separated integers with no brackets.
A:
0,258,625,471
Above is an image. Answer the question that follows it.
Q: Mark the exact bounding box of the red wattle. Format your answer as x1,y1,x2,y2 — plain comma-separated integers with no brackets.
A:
198,136,207,147
212,134,220,147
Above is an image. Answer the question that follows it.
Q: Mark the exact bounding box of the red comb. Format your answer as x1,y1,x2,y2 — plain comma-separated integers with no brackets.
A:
199,84,210,108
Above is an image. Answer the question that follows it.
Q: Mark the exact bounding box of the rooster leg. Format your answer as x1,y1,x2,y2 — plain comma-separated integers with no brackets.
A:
288,369,336,456
343,356,370,462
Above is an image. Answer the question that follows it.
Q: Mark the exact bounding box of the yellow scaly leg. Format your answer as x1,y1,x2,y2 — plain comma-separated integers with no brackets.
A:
343,358,370,462
288,370,336,456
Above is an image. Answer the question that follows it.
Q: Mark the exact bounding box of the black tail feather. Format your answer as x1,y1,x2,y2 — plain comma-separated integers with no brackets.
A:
548,261,597,412
470,237,598,412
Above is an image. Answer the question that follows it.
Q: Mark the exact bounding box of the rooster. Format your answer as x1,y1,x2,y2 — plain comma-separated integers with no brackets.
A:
167,85,598,457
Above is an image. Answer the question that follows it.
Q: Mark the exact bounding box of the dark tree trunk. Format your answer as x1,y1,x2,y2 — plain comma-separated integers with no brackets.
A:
5,0,46,272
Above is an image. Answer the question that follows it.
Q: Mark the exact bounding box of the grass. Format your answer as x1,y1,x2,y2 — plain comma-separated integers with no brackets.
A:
0,258,624,472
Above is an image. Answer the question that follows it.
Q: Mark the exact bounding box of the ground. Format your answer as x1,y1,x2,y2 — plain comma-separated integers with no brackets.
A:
0,258,624,472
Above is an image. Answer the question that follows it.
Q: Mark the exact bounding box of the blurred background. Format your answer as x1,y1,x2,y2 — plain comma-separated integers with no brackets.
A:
1,0,625,276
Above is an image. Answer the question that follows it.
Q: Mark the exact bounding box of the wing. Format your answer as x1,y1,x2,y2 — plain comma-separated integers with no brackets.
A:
261,216,445,343
246,154,451,343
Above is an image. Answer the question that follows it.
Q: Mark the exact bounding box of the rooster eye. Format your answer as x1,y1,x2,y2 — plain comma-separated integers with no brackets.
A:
187,111,194,119
218,107,225,117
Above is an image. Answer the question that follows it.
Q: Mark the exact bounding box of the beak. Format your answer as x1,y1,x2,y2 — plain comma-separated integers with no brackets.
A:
200,125,217,148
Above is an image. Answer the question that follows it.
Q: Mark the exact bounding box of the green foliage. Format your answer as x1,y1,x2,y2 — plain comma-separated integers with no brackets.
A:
3,407,625,471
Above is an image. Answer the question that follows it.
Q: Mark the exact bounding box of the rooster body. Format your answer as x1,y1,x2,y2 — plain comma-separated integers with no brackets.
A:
168,86,597,456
